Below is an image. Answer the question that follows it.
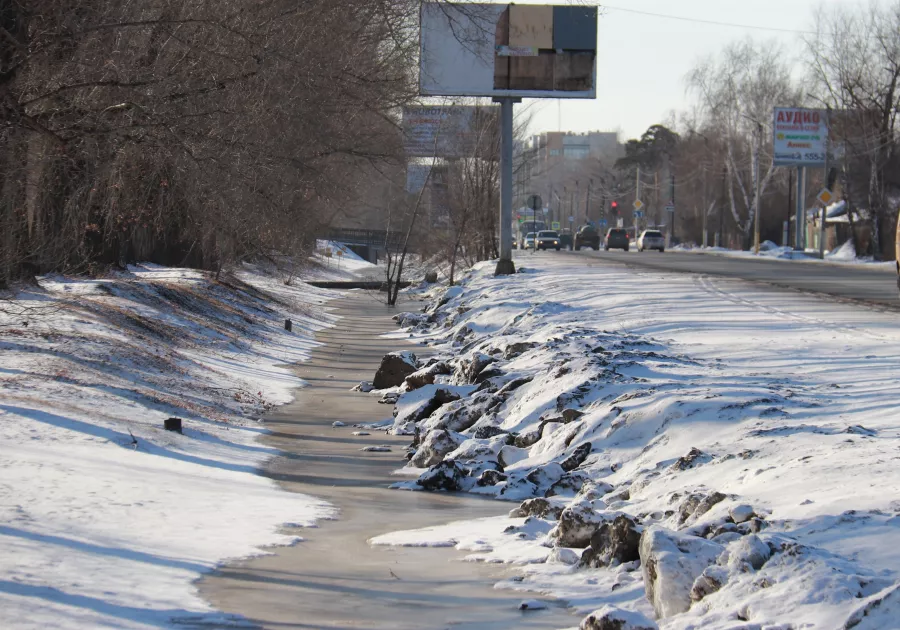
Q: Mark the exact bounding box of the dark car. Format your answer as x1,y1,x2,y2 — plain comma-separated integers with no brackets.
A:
605,228,630,251
558,230,573,250
574,225,600,250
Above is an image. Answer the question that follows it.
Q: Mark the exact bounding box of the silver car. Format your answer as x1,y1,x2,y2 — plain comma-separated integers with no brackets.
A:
638,230,665,252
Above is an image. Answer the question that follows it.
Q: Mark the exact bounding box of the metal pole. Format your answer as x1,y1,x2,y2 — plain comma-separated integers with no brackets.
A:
795,166,806,251
786,169,793,247
635,165,641,243
495,98,516,275
818,117,829,259
754,122,762,254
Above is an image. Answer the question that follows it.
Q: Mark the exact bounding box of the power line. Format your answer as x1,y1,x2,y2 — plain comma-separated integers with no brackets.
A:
600,4,818,36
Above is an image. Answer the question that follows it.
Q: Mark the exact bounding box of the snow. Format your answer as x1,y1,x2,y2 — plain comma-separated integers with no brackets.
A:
375,255,900,628
673,240,892,268
0,263,338,628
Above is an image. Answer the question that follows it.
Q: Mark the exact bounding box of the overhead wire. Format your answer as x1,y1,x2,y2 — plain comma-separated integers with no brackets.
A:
599,4,819,36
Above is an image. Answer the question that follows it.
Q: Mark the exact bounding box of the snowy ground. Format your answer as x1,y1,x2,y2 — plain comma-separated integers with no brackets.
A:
0,263,339,628
370,253,900,629
673,239,896,270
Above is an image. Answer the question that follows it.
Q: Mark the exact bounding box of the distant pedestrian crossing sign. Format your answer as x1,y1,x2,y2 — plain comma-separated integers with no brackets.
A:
552,221,560,230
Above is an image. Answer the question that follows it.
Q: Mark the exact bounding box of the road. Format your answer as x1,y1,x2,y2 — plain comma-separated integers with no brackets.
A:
560,249,900,309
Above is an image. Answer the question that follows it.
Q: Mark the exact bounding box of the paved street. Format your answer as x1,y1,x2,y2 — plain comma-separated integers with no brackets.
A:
559,249,900,309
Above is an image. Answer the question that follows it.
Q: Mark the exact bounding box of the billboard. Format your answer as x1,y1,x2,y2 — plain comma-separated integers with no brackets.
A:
403,105,498,159
419,3,597,99
773,107,828,167
406,163,431,194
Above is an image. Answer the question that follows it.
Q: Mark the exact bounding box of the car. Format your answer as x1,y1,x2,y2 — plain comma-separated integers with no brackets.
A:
638,229,665,252
523,232,536,249
558,229,573,250
536,230,561,251
574,225,600,250
604,228,629,251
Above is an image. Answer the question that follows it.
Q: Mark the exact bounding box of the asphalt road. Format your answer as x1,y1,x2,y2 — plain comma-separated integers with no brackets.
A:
562,249,900,309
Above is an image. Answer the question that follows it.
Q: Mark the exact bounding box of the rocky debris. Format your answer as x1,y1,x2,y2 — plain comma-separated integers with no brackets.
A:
580,606,658,630
452,325,472,344
360,446,391,453
424,269,439,284
843,582,900,629
726,533,771,570
373,351,418,389
410,429,465,468
399,387,463,427
677,491,726,525
497,376,532,396
640,525,723,619
394,312,428,328
577,481,615,502
471,425,509,440
508,497,565,520
416,460,465,491
498,444,529,469
518,599,548,611
551,502,609,548
473,367,504,384
729,504,756,524
671,447,712,471
424,390,500,433
352,431,370,436
379,391,401,405
514,428,543,448
561,443,593,472
352,381,374,392
476,469,507,486
404,361,451,390
580,515,642,569
690,565,728,603
562,408,585,423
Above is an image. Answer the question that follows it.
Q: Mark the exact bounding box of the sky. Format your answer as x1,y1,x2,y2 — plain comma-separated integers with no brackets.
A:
522,0,868,140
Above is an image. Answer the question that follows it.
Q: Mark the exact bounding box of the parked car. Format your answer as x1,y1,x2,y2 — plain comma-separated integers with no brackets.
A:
638,229,665,252
574,225,600,250
558,229,573,250
536,230,561,251
604,228,629,251
523,232,536,249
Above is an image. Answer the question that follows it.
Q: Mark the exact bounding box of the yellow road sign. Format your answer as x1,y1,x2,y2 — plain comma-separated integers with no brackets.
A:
816,188,834,205
633,199,644,211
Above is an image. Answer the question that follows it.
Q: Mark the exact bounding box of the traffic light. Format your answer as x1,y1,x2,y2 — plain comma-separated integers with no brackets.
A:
610,201,619,215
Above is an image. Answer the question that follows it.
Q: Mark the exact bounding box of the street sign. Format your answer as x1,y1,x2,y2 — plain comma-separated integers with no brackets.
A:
542,207,550,214
634,210,644,219
665,204,676,213
527,194,543,211
599,219,607,227
568,216,575,223
633,199,644,211
551,221,560,230
816,188,834,206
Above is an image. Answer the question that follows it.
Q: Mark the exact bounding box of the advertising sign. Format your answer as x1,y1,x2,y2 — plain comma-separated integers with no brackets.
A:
773,108,828,167
403,105,498,159
419,3,597,99
406,163,431,194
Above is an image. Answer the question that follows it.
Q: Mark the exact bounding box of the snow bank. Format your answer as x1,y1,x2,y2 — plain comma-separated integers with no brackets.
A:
0,264,337,628
375,256,900,627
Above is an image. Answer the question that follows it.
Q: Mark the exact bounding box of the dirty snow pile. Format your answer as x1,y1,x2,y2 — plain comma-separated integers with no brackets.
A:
369,257,900,629
0,264,336,629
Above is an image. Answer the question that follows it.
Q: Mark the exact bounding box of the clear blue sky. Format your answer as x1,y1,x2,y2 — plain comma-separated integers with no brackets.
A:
522,0,867,140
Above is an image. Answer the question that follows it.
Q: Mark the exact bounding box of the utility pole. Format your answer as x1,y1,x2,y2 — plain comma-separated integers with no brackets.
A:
753,121,762,255
786,169,793,247
719,165,726,248
818,112,830,259
635,165,641,241
670,173,676,243
586,178,592,221
795,166,806,251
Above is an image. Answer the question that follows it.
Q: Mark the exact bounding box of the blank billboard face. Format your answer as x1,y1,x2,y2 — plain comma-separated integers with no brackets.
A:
420,3,597,99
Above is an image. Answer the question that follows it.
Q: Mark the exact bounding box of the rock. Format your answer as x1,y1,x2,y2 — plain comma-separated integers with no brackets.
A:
561,443,593,472
379,391,400,404
352,381,374,392
424,269,439,283
551,502,608,548
410,429,465,468
690,565,728,603
580,606,658,630
546,471,589,498
514,429,542,448
474,367,504,384
498,445,529,469
525,462,566,491
460,353,495,384
472,425,507,440
580,515,642,569
373,352,418,389
577,481,615,501
503,341,537,359
671,447,712,471
639,525,723,619
360,446,391,452
417,460,465,491
518,600,548,611
476,469,507,487
332,421,346,427
677,491,726,525
727,533,771,571
398,387,463,428
404,361,451,390
729,504,756,524
508,497,564,520
562,408,585,423
548,546,581,565
497,376,533,395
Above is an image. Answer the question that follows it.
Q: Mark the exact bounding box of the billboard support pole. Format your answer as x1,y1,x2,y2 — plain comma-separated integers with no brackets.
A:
495,97,518,276
795,166,806,251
